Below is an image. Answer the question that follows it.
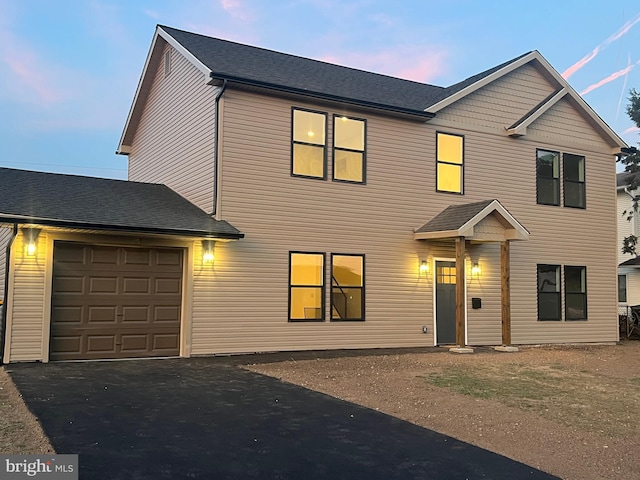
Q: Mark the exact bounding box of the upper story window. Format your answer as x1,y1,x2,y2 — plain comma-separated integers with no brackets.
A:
292,109,326,179
537,149,586,208
563,153,586,208
536,149,560,205
436,132,464,194
333,116,366,183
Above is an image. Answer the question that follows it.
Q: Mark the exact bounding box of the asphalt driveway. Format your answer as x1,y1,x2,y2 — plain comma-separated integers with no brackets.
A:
7,357,558,480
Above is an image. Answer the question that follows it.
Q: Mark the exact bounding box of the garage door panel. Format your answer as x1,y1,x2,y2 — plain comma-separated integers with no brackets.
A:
155,250,182,266
155,277,181,294
89,277,119,294
152,334,179,351
89,247,119,265
87,335,117,353
50,336,82,355
123,277,151,294
87,306,117,323
51,306,83,323
122,306,150,322
53,276,85,294
120,334,148,352
50,242,183,361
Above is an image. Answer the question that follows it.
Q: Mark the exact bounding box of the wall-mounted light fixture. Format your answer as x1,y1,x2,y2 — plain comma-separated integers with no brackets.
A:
471,262,482,277
419,260,429,276
202,239,215,264
22,227,40,257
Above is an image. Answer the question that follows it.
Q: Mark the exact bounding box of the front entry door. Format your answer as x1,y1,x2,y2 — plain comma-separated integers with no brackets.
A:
435,261,457,345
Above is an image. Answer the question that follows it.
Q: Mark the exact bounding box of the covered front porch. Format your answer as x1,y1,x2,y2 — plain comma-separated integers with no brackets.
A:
415,199,529,352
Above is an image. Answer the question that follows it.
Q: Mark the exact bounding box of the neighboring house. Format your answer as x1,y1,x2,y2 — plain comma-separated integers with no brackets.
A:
0,25,629,363
617,172,640,307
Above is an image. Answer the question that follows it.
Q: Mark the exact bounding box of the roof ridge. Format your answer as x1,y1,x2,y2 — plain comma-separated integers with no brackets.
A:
159,24,444,89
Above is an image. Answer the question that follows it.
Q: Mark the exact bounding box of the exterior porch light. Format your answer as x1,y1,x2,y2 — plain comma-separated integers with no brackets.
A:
202,240,215,264
22,227,41,257
471,262,481,277
419,260,429,276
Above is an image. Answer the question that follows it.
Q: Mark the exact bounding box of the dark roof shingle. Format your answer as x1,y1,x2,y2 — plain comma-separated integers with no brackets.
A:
416,200,496,233
160,25,530,113
0,168,242,238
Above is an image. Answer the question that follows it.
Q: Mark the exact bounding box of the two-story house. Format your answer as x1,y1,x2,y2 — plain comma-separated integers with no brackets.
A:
617,171,640,308
0,25,628,363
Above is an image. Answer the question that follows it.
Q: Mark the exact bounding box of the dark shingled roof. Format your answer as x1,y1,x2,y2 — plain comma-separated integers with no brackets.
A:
416,200,496,233
160,25,530,114
619,257,640,266
0,168,242,238
617,171,639,187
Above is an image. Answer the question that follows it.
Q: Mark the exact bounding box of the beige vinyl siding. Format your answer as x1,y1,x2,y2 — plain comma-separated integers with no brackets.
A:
435,64,556,132
128,43,217,213
188,60,618,354
527,98,612,152
4,230,47,362
0,227,14,301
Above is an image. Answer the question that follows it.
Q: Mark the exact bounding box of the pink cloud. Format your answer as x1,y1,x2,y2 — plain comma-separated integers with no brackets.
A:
220,0,253,22
318,46,448,83
624,126,640,134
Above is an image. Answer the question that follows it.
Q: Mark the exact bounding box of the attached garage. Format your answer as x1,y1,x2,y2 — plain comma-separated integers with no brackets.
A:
50,242,184,360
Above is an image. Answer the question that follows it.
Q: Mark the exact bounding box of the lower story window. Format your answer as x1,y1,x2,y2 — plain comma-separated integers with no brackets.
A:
537,264,561,320
565,266,587,320
289,252,325,321
619,274,628,303
331,254,365,321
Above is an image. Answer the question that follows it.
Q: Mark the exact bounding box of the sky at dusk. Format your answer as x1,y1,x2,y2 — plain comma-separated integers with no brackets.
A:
1,0,639,179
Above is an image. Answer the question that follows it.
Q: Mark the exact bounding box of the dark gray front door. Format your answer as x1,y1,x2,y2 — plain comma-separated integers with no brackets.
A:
435,261,456,345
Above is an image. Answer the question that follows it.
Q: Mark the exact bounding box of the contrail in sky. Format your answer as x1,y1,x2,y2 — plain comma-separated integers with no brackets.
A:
562,12,640,79
580,60,640,95
615,53,632,123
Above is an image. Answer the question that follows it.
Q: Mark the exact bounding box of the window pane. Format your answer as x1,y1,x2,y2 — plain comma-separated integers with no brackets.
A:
619,275,627,302
437,133,463,164
566,293,586,320
437,163,462,193
537,178,559,205
291,253,323,285
538,292,561,320
537,150,559,178
334,117,364,150
333,255,363,286
293,110,325,145
293,144,324,177
564,154,584,181
538,265,560,292
565,266,585,293
332,287,362,319
564,182,585,208
290,287,322,319
334,150,363,182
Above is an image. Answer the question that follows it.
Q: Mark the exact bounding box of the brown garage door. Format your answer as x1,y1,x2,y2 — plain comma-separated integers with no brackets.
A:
50,242,183,360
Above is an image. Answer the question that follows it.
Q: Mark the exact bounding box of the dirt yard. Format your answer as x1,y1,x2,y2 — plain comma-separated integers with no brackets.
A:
3,342,640,479
248,341,640,480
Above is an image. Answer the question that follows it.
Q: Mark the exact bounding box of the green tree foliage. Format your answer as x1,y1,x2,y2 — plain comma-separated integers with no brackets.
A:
620,89,640,255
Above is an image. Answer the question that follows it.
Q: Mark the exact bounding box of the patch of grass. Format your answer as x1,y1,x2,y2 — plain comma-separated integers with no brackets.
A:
424,364,640,437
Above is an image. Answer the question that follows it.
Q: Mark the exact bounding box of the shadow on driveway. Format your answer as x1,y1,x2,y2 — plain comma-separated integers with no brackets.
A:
7,358,558,480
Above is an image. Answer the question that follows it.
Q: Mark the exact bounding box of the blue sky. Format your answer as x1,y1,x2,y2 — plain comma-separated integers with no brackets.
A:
1,0,639,179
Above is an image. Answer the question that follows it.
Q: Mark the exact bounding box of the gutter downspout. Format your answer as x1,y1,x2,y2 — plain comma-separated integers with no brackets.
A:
212,78,228,218
0,224,18,365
